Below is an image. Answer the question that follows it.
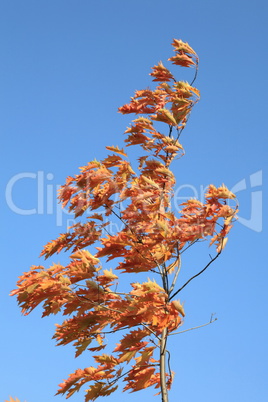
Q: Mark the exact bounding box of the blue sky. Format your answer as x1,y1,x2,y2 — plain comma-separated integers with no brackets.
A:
1,1,267,401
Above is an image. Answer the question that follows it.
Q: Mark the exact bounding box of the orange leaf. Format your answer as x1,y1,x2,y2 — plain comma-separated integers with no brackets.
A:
105,145,127,156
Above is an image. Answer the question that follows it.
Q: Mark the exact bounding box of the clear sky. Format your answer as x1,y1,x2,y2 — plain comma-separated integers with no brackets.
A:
1,1,267,401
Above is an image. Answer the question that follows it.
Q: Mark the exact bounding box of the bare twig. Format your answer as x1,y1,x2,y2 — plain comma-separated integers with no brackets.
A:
190,58,199,86
170,313,217,336
169,250,222,300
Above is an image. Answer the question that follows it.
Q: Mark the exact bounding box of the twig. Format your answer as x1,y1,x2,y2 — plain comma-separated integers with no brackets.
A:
190,58,199,86
168,253,181,295
169,250,222,300
170,314,217,336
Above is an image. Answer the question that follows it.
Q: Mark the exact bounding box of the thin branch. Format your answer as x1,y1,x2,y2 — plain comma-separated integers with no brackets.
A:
168,266,180,296
190,58,199,86
168,125,173,138
180,239,200,255
168,255,181,296
170,314,217,336
161,262,169,293
141,322,161,343
166,349,172,379
169,250,222,300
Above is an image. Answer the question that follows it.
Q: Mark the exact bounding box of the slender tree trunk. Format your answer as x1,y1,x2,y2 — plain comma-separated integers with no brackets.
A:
160,327,169,402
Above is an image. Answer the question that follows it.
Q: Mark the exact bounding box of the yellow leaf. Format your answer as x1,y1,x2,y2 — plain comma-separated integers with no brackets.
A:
119,350,137,363
171,300,185,316
102,269,118,281
151,108,178,126
142,176,160,188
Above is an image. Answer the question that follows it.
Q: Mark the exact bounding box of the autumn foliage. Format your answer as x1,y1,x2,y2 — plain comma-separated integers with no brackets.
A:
5,398,24,402
11,40,237,402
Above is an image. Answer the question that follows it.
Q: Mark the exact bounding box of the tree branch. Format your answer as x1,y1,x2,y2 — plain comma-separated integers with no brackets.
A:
169,250,222,300
160,327,169,402
170,313,217,336
190,58,199,86
168,251,181,296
